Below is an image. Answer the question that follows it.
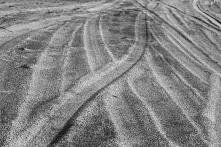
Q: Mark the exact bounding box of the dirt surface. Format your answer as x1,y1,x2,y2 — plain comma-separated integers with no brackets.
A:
1,0,221,147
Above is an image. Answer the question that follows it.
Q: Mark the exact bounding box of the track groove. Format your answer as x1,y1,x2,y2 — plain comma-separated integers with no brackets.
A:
5,11,146,147
145,46,209,144
192,0,221,29
150,24,210,84
127,59,208,146
60,23,88,92
2,0,221,146
152,42,209,101
103,79,147,147
83,15,113,72
200,28,221,53
164,8,221,66
127,74,179,147
154,48,208,103
7,23,76,147
99,15,117,62
204,73,221,147
161,24,221,77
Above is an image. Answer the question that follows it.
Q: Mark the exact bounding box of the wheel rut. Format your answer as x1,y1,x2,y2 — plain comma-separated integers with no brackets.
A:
6,11,147,147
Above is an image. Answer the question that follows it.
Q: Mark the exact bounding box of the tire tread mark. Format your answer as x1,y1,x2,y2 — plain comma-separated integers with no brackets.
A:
204,73,221,146
99,15,117,62
83,15,112,72
7,23,75,147
7,12,146,147
150,24,210,84
144,46,210,145
161,24,221,77
127,77,180,147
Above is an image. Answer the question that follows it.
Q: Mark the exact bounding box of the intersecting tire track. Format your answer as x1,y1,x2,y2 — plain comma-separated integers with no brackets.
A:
2,0,221,146
5,10,146,146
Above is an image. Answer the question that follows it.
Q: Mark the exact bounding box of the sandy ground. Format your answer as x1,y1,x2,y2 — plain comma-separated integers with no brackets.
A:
1,0,221,147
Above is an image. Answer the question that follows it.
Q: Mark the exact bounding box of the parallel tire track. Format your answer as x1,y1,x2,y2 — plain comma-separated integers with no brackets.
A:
3,0,221,146
7,22,76,147
165,8,221,66
161,24,221,77
151,42,209,101
204,73,221,147
150,24,210,84
192,0,221,29
154,47,208,103
127,65,179,147
6,11,146,147
127,64,208,146
103,79,147,147
0,25,59,146
60,23,88,92
145,46,210,144
83,15,113,72
99,15,117,62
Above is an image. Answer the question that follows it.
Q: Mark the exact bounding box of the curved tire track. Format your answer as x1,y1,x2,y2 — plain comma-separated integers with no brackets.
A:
150,24,210,84
6,11,146,147
6,22,77,147
144,46,210,144
83,15,112,72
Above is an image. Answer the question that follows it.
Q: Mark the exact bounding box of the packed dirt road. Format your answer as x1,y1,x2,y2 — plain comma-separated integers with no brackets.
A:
1,0,221,146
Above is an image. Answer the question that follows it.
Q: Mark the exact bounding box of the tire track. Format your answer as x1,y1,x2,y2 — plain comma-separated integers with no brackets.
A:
76,12,145,94
0,25,58,92
151,42,209,101
127,68,180,147
0,15,76,46
204,73,221,147
83,15,113,72
165,8,221,67
7,22,76,147
145,46,210,144
161,23,221,77
0,25,59,147
130,0,221,40
98,13,124,59
164,8,189,31
60,23,90,92
52,95,115,147
98,10,137,60
127,63,209,146
103,79,147,147
150,24,210,84
6,11,146,147
156,0,221,34
197,2,221,25
165,31,205,67
0,0,106,17
154,47,208,103
192,0,221,29
99,15,117,62
200,28,221,52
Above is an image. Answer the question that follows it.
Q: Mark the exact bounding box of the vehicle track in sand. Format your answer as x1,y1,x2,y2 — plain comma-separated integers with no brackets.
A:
5,7,146,146
2,0,221,146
